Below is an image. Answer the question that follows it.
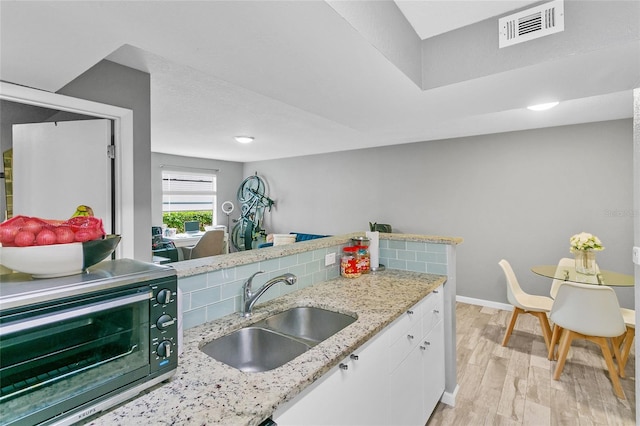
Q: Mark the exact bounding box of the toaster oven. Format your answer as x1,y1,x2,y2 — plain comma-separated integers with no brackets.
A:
0,259,178,426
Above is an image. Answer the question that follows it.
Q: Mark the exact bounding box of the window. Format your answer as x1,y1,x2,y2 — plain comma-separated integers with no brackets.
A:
162,170,216,224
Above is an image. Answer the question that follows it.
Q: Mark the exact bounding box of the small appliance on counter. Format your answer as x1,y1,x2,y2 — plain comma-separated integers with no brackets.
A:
0,259,178,426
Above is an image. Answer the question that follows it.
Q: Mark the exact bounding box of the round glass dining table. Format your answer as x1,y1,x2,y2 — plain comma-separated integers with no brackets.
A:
531,265,634,287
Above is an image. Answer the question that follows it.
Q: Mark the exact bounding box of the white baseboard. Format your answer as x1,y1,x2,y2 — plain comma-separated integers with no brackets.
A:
440,384,459,407
456,295,512,311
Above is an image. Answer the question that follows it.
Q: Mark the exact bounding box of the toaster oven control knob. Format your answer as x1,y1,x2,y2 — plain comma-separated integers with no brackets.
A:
157,289,172,304
157,340,172,358
156,314,175,330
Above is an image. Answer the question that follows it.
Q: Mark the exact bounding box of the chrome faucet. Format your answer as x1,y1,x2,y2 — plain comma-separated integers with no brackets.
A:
241,271,297,317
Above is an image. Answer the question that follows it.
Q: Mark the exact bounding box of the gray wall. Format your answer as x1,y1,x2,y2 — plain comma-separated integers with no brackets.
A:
151,153,244,228
57,60,152,261
246,119,634,308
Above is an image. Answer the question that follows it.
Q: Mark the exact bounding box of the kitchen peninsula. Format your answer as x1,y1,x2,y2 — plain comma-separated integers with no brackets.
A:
86,233,462,425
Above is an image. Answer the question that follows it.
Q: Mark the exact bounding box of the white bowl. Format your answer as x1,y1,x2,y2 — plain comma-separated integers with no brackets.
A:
0,235,121,278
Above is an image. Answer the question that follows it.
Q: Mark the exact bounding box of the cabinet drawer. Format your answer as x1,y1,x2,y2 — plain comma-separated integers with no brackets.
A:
422,289,444,335
386,299,423,347
388,318,421,373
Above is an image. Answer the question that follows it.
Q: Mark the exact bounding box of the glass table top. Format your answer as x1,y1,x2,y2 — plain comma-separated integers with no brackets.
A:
531,265,634,287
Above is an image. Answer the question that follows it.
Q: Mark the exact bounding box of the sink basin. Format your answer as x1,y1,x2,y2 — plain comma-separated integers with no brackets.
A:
253,307,357,345
200,327,310,373
200,307,357,372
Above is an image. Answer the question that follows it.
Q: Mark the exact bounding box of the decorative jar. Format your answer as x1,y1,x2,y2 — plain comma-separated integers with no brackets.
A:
355,245,370,274
341,246,361,278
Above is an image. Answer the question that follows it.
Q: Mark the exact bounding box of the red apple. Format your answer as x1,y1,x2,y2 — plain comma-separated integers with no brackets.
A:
55,227,76,244
14,231,36,247
22,219,43,235
36,229,57,245
0,225,19,244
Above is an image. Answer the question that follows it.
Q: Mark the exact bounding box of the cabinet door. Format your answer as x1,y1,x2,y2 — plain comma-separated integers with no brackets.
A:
274,359,344,425
339,333,388,426
13,120,112,229
421,320,445,421
388,344,423,426
274,332,387,426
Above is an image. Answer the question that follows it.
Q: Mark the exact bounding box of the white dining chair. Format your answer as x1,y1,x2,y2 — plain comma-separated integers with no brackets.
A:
547,257,577,360
549,257,574,299
549,281,627,399
615,307,635,378
499,259,553,351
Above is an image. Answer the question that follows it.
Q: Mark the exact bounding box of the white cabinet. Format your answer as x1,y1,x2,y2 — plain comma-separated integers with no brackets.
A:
274,329,388,426
387,289,444,426
273,287,445,426
387,320,444,425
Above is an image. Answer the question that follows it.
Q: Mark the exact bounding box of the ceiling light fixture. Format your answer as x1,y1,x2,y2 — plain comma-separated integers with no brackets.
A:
234,136,254,144
527,102,559,111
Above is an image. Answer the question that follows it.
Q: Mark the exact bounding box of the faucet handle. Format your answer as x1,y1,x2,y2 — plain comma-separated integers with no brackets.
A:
248,271,265,280
245,271,265,289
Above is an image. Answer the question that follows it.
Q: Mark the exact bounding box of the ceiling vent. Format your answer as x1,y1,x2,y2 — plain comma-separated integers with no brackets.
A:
499,0,564,48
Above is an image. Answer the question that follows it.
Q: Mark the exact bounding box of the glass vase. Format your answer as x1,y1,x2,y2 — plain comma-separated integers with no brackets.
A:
574,250,596,275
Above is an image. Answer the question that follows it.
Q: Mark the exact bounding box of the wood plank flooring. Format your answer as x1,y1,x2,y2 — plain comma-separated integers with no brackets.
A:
428,302,635,425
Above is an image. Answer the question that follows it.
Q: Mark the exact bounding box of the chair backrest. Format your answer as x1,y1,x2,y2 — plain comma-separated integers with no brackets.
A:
550,282,626,337
550,257,574,298
190,230,225,259
498,259,527,309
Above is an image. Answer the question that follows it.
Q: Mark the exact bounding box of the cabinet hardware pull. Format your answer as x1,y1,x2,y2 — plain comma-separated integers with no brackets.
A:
420,345,427,350
424,341,431,345
433,309,439,314
407,310,414,315
350,354,359,361
339,363,348,370
433,290,439,293
407,334,414,339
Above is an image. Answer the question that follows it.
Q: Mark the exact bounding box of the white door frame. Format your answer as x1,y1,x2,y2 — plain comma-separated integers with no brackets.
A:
0,81,134,259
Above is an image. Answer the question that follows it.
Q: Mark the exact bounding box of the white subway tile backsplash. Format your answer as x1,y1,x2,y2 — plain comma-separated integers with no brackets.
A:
179,239,449,330
191,286,221,309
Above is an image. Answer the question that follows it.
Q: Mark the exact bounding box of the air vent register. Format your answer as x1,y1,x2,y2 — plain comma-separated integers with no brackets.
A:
499,0,564,48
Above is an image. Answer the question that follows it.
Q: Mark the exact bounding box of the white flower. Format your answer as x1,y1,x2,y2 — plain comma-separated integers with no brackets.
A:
570,232,604,252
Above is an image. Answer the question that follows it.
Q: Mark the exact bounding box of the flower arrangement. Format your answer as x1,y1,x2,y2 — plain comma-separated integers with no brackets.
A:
569,232,604,252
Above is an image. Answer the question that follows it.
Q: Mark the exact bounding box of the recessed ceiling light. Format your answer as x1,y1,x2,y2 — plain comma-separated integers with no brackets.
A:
527,102,559,111
234,136,254,144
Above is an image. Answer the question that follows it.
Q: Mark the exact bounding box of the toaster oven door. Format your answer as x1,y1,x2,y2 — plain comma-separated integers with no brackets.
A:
0,287,151,426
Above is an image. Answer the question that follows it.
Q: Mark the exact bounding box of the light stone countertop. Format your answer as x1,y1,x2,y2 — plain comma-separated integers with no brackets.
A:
170,232,462,278
87,269,447,426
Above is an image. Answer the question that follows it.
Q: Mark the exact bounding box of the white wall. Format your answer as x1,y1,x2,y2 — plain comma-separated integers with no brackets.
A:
246,119,634,307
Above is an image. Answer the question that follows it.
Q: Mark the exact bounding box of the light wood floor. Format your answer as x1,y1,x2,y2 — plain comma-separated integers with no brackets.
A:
429,302,636,425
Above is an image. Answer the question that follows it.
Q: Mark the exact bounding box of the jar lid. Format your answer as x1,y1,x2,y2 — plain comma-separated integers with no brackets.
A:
343,246,358,252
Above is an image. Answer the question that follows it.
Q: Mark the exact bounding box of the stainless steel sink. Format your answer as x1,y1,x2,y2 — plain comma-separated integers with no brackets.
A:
253,307,357,345
200,307,357,372
200,327,310,373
